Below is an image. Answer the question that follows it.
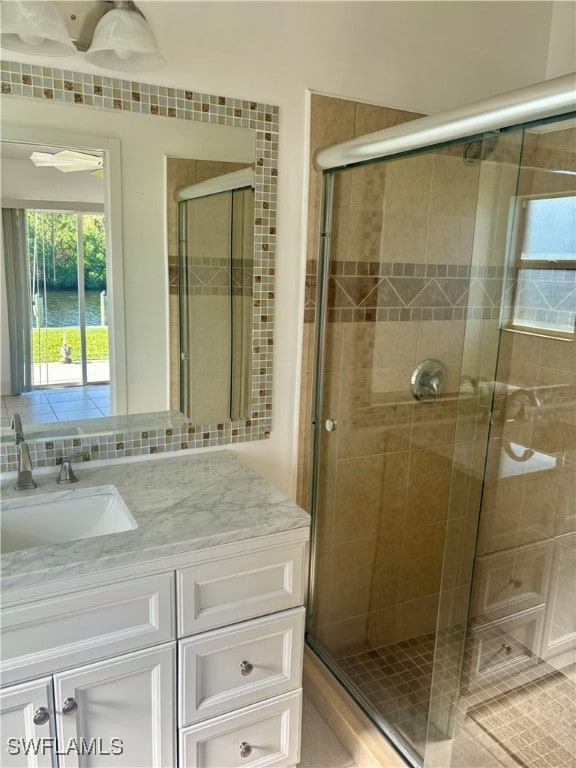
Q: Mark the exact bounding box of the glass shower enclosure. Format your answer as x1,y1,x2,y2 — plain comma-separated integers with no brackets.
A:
307,111,575,768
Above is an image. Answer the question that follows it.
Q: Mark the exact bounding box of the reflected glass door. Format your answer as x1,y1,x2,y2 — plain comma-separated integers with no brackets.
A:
178,186,254,424
26,209,110,390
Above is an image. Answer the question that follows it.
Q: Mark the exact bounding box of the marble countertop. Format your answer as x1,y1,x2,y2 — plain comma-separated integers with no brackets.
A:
1,451,310,591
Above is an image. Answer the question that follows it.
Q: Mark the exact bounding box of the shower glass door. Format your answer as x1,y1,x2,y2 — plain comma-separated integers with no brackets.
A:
307,131,526,765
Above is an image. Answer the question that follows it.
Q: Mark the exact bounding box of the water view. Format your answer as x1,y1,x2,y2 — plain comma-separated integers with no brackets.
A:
32,290,107,327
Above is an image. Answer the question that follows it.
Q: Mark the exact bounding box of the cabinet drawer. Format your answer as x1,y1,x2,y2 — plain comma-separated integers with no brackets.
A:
471,541,553,621
1,573,174,686
177,543,306,636
465,606,545,688
179,690,301,768
179,607,304,726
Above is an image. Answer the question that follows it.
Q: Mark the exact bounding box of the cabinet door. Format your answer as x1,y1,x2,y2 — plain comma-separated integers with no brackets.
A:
53,644,175,768
0,678,56,767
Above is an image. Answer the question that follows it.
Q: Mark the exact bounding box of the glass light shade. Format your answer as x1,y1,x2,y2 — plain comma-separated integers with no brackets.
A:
85,8,165,72
0,0,76,56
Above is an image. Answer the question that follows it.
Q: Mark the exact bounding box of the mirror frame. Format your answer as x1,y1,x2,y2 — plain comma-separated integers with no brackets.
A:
0,59,278,470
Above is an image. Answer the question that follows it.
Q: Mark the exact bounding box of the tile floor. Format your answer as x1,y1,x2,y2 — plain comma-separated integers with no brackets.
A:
299,694,359,768
337,634,575,767
1,385,111,428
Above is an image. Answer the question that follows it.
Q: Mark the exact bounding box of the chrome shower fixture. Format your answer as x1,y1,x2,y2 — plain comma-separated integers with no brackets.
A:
463,133,499,166
410,358,447,402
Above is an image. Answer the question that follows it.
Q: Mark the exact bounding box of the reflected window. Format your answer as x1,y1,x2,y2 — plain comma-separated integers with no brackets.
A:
510,193,576,335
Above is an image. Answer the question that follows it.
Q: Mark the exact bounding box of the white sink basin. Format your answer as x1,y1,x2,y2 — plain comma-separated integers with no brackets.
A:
1,485,137,554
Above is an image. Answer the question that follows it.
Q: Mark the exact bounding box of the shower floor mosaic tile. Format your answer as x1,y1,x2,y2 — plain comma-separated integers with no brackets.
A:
337,635,575,767
338,633,438,757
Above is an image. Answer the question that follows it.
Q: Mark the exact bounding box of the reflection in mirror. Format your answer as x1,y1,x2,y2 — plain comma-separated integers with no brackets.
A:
1,139,114,430
167,162,254,423
1,61,277,456
166,158,256,426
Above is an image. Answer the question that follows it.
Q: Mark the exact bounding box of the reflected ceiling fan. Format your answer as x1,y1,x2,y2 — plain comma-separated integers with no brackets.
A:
29,149,104,178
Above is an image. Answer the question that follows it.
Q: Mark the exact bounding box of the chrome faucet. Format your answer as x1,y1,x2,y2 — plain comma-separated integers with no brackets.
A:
11,413,37,491
56,453,90,485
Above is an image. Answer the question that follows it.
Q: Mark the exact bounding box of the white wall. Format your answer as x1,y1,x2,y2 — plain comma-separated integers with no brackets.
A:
2,1,572,498
546,0,576,78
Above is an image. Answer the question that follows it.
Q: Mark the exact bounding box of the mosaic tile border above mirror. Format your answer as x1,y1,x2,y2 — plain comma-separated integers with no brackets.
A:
0,60,278,469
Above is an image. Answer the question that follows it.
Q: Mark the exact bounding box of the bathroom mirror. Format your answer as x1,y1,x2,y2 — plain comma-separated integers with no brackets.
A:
0,61,277,448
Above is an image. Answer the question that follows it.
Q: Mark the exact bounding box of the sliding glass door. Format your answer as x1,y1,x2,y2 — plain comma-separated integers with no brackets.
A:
26,209,109,390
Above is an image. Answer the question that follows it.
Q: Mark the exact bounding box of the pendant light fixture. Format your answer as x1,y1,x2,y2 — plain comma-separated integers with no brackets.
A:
85,1,165,72
0,0,165,72
0,0,76,56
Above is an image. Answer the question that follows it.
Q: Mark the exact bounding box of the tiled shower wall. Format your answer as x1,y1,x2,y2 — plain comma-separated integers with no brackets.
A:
300,94,486,652
299,96,572,655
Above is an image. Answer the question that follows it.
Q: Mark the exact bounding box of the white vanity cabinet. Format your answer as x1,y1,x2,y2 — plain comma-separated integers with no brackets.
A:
0,678,57,768
1,646,175,768
0,529,309,768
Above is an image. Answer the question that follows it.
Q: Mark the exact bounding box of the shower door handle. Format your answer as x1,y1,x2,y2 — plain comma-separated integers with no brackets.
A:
324,418,337,432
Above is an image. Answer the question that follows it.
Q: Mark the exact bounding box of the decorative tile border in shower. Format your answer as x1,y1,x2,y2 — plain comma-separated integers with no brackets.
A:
171,256,255,296
1,59,278,451
304,260,505,322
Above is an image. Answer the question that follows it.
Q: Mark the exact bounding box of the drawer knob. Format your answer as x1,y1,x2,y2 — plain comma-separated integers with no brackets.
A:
240,742,253,758
33,707,50,726
240,660,254,676
62,698,78,716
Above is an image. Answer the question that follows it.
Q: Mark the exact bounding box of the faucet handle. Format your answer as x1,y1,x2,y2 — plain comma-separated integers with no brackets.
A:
11,412,24,442
56,453,90,485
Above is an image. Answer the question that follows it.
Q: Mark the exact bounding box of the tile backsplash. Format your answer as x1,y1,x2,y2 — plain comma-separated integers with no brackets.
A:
0,412,259,474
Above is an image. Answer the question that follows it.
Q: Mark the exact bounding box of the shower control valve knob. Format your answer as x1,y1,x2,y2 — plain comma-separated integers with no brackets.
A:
324,418,337,432
501,644,512,654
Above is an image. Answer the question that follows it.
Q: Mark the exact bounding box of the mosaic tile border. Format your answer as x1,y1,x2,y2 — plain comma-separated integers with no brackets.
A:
304,260,505,323
0,422,267,474
1,60,278,463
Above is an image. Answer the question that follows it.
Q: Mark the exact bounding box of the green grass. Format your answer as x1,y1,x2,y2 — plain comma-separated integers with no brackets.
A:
31,327,109,364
